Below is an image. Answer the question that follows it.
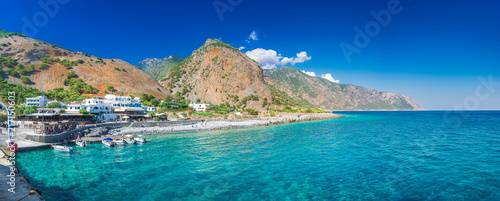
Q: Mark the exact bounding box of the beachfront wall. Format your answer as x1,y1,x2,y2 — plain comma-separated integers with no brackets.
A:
19,123,130,143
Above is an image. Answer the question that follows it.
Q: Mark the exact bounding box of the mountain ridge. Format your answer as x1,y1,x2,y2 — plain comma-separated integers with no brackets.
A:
264,66,423,110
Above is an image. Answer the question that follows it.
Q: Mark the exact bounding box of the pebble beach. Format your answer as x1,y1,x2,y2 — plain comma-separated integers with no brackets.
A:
110,113,341,136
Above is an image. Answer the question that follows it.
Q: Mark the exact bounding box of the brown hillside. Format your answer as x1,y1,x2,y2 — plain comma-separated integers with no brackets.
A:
160,39,272,108
0,35,169,98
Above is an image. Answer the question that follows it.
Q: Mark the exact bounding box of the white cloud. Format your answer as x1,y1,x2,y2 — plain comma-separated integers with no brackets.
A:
281,51,311,65
301,70,316,77
245,48,312,69
249,31,258,41
245,48,282,69
321,73,340,83
238,46,246,50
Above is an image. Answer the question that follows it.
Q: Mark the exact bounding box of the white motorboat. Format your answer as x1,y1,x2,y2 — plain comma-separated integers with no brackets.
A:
102,138,116,146
124,135,136,144
115,138,127,146
134,135,147,143
52,145,73,152
76,140,87,147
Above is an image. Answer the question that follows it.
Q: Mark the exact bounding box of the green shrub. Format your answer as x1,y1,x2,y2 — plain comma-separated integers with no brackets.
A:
6,69,18,77
38,63,49,69
21,76,31,83
47,102,61,108
67,70,77,79
106,85,115,92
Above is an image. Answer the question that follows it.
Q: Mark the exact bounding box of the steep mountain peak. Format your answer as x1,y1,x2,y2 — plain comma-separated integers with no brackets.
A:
160,39,271,108
203,38,220,46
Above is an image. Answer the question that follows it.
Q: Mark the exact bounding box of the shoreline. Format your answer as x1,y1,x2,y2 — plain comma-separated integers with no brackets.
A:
108,113,341,136
1,113,341,151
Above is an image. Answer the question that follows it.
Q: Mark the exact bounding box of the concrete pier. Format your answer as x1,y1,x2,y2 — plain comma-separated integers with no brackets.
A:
0,150,43,201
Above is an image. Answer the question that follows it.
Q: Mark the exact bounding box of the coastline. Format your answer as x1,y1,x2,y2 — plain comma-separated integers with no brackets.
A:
109,113,341,136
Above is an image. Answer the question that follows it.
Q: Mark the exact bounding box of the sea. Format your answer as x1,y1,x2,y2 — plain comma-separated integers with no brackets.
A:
16,111,500,200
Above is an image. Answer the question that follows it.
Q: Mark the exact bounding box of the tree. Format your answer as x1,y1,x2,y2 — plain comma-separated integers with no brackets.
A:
151,99,160,107
0,111,7,123
128,92,136,99
38,63,49,69
106,85,115,92
21,76,31,84
47,102,61,108
196,98,201,103
244,108,258,115
139,93,155,103
165,95,174,103
79,109,89,115
17,63,25,70
6,69,18,77
67,70,77,79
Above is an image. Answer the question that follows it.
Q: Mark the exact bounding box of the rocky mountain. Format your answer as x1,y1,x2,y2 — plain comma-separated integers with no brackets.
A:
159,39,272,108
136,55,183,80
0,30,170,98
264,66,423,110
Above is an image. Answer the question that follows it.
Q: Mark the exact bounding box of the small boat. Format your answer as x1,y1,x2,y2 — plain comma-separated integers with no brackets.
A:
76,140,87,147
102,138,116,146
52,144,73,152
115,138,127,146
134,135,147,143
124,135,135,144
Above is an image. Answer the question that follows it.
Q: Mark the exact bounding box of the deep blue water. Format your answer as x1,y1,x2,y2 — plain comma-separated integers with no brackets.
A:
16,111,500,200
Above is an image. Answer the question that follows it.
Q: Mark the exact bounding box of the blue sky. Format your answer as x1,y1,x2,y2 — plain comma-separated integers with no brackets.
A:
1,0,499,110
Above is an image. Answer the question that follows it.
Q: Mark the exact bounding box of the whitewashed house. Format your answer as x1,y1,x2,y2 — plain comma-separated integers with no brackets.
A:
105,94,142,108
82,97,113,114
24,96,48,107
189,103,211,112
66,104,83,113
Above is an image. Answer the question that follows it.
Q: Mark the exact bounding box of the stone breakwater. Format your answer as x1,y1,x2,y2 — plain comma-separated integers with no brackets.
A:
110,113,341,136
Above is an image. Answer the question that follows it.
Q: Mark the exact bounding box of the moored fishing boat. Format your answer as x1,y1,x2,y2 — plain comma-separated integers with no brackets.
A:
102,138,116,146
124,135,136,144
115,138,127,146
76,140,87,147
52,144,73,152
134,135,147,143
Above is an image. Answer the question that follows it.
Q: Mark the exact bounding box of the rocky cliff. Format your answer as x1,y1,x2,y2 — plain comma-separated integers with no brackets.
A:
160,39,272,108
264,66,423,110
0,32,170,98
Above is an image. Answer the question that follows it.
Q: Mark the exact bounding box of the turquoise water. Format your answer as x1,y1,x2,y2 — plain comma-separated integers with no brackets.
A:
16,111,500,200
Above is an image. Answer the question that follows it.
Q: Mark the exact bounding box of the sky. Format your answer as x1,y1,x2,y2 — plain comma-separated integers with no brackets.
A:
0,0,499,110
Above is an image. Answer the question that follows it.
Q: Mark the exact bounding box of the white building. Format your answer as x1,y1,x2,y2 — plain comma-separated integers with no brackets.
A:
104,94,142,108
66,104,83,113
24,96,48,107
189,103,211,112
82,97,113,114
